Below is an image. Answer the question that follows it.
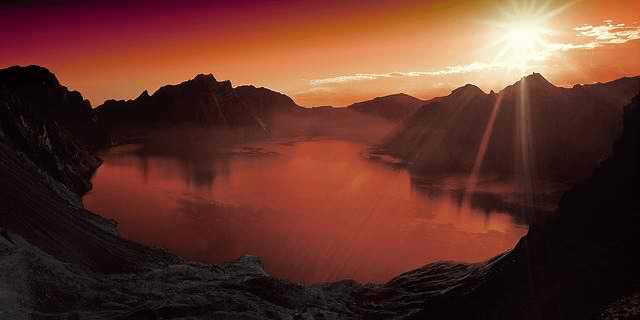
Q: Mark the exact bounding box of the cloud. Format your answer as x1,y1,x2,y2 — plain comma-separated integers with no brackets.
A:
309,74,392,85
293,86,334,96
308,61,537,86
305,20,639,88
308,62,507,86
554,21,640,50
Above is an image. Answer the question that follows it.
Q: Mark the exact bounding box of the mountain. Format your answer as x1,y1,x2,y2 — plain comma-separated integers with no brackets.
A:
382,73,640,183
346,93,424,120
95,74,264,132
0,65,107,149
235,85,303,115
94,76,308,144
0,66,109,193
0,66,173,273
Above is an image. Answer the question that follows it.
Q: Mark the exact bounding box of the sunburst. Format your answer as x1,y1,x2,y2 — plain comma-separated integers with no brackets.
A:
487,0,574,73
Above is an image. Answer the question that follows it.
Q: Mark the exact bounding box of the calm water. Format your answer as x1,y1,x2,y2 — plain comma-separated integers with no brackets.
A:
85,138,528,283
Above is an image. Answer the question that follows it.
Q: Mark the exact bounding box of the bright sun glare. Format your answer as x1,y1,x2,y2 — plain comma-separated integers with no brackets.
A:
507,26,544,49
488,1,572,72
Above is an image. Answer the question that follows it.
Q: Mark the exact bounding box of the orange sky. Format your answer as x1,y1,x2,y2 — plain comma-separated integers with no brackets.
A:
1,0,639,107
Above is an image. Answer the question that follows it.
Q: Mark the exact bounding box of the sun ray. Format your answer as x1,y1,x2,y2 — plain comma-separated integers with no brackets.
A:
464,93,505,199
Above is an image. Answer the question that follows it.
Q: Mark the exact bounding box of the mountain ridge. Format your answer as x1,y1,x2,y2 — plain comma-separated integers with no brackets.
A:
381,72,640,184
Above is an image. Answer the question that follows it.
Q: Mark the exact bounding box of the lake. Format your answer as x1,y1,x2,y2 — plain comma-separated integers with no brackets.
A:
84,137,529,283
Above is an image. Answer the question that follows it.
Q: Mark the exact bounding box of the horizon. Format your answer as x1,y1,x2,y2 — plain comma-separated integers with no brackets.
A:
8,64,639,108
2,0,639,107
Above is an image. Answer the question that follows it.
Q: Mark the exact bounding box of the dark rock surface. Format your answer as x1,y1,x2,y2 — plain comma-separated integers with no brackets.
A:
382,73,640,184
0,65,104,194
0,67,179,276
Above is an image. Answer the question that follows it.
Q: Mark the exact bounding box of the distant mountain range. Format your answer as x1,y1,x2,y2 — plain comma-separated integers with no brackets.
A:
94,75,422,133
380,72,640,184
3,65,639,186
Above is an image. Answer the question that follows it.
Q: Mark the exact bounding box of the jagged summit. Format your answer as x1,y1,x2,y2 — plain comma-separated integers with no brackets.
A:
192,73,217,82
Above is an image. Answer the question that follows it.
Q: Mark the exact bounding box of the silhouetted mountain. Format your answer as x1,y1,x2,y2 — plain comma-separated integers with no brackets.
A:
347,93,424,120
235,85,303,114
0,66,109,194
95,74,264,132
0,65,107,149
382,73,640,184
0,65,175,274
94,76,310,145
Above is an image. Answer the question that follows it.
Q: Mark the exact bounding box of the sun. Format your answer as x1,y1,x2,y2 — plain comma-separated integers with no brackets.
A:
507,26,544,49
487,1,572,72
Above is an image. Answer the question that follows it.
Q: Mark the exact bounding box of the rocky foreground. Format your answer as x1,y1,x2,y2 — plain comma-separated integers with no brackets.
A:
1,66,640,319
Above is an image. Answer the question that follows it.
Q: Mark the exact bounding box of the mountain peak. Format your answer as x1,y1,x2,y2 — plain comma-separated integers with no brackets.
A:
135,90,150,101
0,65,61,88
521,72,556,89
451,84,485,97
192,73,217,83
500,72,558,95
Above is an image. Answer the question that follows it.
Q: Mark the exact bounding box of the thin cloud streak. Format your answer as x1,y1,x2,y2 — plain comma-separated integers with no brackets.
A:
543,21,639,53
309,62,528,86
307,20,640,87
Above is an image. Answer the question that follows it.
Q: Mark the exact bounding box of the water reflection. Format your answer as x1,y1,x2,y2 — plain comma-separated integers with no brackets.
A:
410,178,563,226
85,138,530,283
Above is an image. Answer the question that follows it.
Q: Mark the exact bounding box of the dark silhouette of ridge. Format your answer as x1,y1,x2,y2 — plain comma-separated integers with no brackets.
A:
347,93,424,120
96,73,261,128
382,72,640,185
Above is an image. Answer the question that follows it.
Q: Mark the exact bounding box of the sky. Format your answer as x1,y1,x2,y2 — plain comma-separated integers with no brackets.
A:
1,0,639,107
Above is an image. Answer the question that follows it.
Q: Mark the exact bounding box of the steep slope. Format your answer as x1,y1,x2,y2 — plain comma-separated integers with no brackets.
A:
0,66,106,194
347,93,424,120
383,73,640,183
0,66,176,273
